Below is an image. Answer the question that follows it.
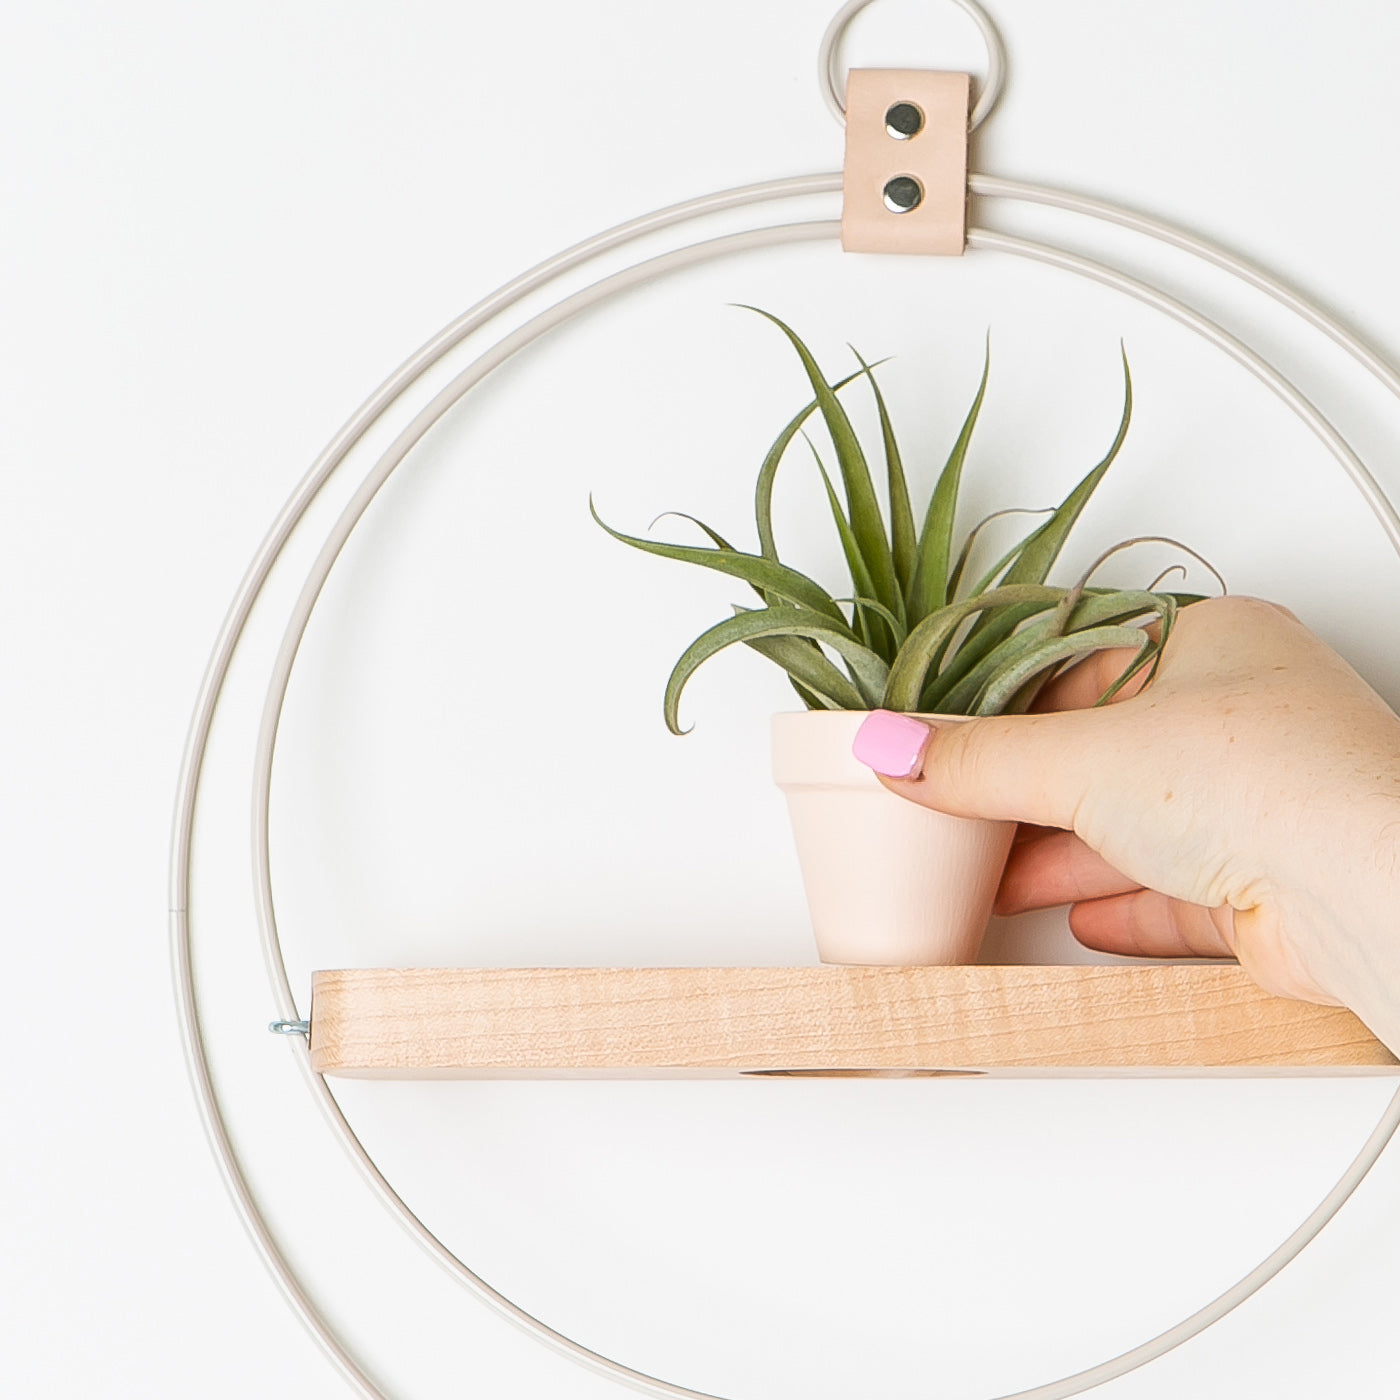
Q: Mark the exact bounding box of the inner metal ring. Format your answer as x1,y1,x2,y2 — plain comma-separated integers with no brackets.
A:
817,0,1008,128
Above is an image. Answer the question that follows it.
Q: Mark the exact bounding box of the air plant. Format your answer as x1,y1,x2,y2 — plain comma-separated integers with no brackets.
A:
594,309,1218,734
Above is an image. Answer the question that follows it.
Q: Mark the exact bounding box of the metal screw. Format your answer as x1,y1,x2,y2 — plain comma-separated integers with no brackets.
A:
269,1019,311,1037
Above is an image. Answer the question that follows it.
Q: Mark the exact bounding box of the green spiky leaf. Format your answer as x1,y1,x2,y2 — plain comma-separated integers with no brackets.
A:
665,606,889,733
972,625,1154,716
908,342,990,622
1000,349,1133,588
850,347,916,595
740,307,901,618
754,365,878,564
591,497,849,625
881,585,1064,712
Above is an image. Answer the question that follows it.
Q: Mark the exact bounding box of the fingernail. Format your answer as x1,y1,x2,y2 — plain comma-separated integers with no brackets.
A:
852,710,933,779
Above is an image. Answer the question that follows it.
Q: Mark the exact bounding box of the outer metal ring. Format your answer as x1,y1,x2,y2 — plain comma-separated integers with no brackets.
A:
817,0,1008,128
173,180,1400,1400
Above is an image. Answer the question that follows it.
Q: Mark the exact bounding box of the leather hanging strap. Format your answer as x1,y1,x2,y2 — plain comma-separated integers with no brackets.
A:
841,69,970,255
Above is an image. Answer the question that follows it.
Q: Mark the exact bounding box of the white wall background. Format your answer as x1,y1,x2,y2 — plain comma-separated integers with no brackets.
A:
4,2,1400,1396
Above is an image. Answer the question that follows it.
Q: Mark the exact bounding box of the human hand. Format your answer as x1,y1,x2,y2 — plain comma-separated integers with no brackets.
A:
852,597,1400,1053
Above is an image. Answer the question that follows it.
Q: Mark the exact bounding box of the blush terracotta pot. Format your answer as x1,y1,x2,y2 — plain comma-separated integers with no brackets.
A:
771,710,1015,966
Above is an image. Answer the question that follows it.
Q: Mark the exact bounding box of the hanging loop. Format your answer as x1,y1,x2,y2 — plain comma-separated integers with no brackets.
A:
818,0,1006,130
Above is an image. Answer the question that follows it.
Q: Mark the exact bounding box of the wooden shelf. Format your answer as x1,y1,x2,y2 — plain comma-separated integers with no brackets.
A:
309,965,1396,1078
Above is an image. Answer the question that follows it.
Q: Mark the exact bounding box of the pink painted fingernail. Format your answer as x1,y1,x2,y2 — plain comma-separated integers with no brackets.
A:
852,710,933,779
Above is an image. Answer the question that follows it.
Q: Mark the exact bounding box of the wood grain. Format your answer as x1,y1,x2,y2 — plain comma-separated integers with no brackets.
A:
308,965,1397,1078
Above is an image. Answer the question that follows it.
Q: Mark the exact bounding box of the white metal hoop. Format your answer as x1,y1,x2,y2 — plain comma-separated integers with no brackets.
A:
817,0,1008,129
171,165,1400,1400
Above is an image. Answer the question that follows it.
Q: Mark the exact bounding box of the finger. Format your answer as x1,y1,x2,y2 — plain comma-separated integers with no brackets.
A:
858,707,1113,830
1068,889,1236,960
1031,644,1153,713
995,828,1142,915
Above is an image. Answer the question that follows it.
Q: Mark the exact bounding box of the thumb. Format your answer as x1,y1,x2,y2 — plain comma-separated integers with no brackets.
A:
851,708,1105,829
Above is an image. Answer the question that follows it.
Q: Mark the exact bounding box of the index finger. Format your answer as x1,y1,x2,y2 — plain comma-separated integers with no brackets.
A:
1031,643,1155,713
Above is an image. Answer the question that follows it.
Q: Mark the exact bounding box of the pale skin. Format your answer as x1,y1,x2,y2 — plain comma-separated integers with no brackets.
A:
871,596,1400,1057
